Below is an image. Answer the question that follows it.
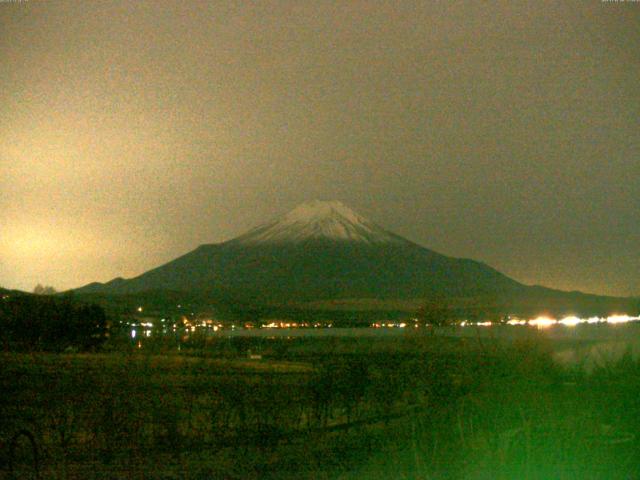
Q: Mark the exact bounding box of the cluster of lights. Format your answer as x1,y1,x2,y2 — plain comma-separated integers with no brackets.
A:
512,314,640,329
506,319,527,326
264,321,303,328
125,305,639,338
458,314,640,329
262,321,332,328
460,321,493,327
128,312,227,340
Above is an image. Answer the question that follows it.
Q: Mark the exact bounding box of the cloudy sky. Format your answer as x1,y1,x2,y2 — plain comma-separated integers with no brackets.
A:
1,0,638,296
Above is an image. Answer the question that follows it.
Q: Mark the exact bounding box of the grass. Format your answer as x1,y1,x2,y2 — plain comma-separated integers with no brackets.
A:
1,335,639,479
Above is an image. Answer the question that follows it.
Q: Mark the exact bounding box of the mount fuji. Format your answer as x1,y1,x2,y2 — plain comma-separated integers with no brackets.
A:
74,201,634,314
75,200,522,300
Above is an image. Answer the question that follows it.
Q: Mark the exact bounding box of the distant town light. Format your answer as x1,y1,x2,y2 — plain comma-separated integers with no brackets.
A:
559,316,581,326
606,314,639,324
507,319,527,326
529,316,557,328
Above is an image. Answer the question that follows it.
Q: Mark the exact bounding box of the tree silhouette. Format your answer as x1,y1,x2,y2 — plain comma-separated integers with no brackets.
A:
33,284,57,295
0,294,108,351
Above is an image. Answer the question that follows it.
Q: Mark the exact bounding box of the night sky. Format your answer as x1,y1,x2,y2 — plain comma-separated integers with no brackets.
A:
1,1,638,296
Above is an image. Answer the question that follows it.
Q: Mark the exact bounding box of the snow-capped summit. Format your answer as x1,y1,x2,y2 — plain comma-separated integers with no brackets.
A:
233,200,406,245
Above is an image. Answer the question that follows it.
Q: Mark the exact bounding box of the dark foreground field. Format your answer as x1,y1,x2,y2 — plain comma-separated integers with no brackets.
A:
1,335,640,479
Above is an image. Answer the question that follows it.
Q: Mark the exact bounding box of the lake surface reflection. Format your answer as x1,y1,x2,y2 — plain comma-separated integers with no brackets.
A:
216,323,640,368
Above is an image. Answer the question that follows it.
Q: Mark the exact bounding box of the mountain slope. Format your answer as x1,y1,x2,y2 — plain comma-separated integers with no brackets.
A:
78,241,522,301
73,201,636,314
76,201,523,300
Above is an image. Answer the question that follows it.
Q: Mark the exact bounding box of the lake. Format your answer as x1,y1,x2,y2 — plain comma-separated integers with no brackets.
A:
213,322,640,368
